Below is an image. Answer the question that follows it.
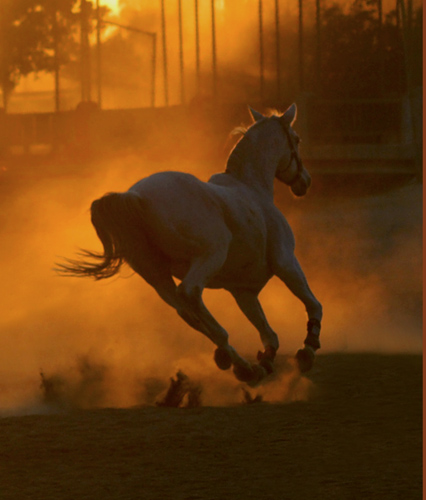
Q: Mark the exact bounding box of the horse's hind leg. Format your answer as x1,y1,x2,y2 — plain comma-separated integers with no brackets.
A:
176,249,254,376
130,257,208,334
178,281,257,379
129,241,233,350
131,244,238,363
176,251,230,348
131,239,258,382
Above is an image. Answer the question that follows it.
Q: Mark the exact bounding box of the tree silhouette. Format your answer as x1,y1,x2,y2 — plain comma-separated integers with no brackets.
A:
0,0,79,110
308,0,421,98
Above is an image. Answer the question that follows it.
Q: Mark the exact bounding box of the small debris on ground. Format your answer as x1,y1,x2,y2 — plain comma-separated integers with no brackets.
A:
242,387,263,404
156,371,202,408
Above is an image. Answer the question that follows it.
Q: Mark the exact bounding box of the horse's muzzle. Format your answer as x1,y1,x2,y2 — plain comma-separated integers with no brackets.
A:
290,170,311,197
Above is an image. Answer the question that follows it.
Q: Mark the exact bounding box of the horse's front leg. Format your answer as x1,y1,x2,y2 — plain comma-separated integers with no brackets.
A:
272,254,322,372
230,288,279,376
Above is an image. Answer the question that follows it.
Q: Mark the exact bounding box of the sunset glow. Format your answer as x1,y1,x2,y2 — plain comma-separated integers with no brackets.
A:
101,0,121,16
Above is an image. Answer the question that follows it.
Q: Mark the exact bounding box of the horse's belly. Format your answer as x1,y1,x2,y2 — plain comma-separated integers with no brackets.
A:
169,245,271,290
207,265,272,290
208,244,272,290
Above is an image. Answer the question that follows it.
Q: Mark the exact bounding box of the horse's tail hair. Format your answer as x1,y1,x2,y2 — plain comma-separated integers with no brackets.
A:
56,191,145,280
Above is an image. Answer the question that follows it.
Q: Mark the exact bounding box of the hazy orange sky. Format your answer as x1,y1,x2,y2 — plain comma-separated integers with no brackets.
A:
15,0,232,107
104,0,121,14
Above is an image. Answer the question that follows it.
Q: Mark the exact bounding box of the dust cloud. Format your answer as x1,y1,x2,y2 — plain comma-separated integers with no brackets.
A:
0,143,421,415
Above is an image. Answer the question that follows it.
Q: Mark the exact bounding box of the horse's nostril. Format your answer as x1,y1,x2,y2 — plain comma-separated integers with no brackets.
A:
291,182,308,197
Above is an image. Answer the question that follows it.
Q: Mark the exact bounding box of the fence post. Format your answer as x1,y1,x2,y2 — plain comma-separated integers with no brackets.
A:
0,108,6,157
161,0,169,106
194,0,201,94
296,93,311,153
211,0,217,100
53,9,60,112
315,0,321,92
96,0,102,108
400,95,414,144
259,0,265,102
80,0,92,102
178,0,185,104
275,0,281,102
298,0,304,92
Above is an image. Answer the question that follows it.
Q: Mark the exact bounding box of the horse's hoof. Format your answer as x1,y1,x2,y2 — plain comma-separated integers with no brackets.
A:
233,363,254,382
259,357,275,375
257,347,276,375
246,364,268,387
214,347,232,370
295,346,315,373
233,363,267,386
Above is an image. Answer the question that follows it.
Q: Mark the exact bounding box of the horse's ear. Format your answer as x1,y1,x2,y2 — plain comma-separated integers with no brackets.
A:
281,103,297,127
249,106,264,122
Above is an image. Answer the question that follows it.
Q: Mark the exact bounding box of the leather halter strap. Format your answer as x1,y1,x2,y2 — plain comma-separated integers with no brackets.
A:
278,123,304,186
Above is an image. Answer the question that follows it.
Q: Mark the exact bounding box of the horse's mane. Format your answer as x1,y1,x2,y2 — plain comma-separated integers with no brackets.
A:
226,109,281,175
225,133,251,175
230,109,281,137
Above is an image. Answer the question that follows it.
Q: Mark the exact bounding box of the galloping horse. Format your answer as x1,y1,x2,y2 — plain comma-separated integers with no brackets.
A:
58,104,322,386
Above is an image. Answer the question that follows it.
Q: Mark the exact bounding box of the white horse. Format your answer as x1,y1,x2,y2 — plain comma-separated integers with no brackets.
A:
58,104,322,386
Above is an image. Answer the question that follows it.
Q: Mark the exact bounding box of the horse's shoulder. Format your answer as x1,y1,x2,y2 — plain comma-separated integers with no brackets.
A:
263,205,295,251
264,203,291,227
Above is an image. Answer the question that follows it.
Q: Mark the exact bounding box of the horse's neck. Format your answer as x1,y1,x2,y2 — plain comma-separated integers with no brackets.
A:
225,139,275,196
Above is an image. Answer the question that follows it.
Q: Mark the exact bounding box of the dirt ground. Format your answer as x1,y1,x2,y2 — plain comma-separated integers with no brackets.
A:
0,353,422,500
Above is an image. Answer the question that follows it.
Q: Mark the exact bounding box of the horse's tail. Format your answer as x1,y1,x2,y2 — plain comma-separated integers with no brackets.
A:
56,191,145,280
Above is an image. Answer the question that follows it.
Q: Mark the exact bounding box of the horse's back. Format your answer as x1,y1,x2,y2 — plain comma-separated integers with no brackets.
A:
128,171,232,259
128,171,268,244
129,171,220,215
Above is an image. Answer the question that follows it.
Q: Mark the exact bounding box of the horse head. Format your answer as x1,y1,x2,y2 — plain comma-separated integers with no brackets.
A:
249,104,311,197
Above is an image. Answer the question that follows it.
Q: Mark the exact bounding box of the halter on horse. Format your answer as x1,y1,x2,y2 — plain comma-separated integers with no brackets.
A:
57,103,322,386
